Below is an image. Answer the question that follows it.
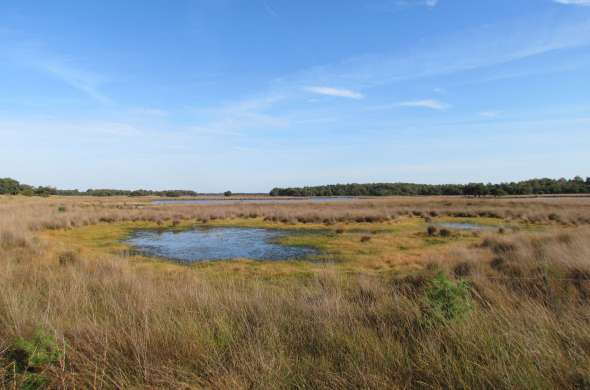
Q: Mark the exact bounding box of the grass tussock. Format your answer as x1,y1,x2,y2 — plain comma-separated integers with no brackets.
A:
1,196,590,388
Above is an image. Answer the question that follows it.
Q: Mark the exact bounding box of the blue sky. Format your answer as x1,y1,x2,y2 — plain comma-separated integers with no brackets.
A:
1,0,589,192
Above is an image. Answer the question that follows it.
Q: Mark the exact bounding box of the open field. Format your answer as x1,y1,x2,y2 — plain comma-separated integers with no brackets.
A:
2,195,590,388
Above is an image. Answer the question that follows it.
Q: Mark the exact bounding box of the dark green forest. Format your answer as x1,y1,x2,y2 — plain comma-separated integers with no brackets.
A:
0,178,197,197
2,176,590,198
270,177,590,197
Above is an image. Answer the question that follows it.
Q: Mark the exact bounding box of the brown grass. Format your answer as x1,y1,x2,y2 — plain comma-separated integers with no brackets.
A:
1,195,590,388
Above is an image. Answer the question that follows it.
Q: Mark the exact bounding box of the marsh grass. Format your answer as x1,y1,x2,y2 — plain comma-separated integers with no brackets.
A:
1,196,590,388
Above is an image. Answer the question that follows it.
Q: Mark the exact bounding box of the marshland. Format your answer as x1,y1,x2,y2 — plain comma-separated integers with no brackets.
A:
2,194,590,388
3,2,590,388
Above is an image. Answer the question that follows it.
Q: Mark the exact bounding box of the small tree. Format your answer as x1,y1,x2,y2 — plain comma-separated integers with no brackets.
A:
224,191,232,197
0,178,21,195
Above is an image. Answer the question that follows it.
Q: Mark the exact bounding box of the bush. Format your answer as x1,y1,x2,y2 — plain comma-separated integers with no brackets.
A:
427,225,438,236
0,231,28,250
439,228,452,237
425,272,472,323
5,329,62,389
58,251,79,266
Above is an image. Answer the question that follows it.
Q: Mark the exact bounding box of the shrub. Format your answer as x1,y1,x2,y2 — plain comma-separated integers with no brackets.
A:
439,228,452,237
57,206,67,213
5,329,62,389
427,225,438,236
0,231,28,250
360,236,372,243
58,251,79,266
425,272,472,323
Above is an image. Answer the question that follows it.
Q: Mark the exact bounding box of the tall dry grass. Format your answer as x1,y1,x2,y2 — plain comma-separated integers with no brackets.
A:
2,195,590,233
1,196,590,388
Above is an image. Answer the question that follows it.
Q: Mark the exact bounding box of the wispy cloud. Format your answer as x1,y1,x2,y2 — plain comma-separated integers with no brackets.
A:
130,108,169,117
275,16,590,93
372,0,439,11
187,94,289,136
1,31,110,104
304,86,364,99
398,99,450,110
263,1,279,16
480,111,501,118
554,0,590,6
398,0,439,7
34,58,111,104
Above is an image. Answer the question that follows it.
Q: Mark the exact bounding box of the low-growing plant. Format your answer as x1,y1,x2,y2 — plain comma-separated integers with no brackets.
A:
427,225,438,236
5,329,62,389
424,272,472,323
58,250,79,266
439,228,452,237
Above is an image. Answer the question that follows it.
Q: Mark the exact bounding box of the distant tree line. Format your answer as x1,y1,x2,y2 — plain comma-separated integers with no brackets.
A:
0,178,197,197
269,177,590,197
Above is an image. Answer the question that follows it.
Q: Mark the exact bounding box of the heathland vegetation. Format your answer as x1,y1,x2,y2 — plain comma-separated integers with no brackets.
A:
270,176,590,197
1,195,590,388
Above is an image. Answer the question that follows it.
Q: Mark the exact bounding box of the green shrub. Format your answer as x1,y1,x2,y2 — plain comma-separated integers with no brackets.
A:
425,272,472,323
5,329,62,389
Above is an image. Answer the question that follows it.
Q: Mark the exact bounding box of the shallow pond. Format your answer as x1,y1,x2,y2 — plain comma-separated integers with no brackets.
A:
152,197,355,205
125,227,317,262
434,222,501,231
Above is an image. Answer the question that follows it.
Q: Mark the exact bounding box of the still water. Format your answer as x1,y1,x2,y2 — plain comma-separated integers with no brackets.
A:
434,222,500,231
152,197,355,205
126,227,317,262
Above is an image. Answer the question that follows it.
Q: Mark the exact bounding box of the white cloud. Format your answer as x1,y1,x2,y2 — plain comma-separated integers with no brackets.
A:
554,0,590,5
304,86,364,99
398,99,450,110
396,0,438,7
130,108,168,117
480,111,501,118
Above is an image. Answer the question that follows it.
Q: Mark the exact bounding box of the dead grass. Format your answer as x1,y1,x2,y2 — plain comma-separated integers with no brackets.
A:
1,195,590,388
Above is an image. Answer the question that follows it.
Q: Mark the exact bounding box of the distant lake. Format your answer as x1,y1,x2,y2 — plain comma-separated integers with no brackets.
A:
125,227,318,262
152,197,355,205
434,222,500,231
